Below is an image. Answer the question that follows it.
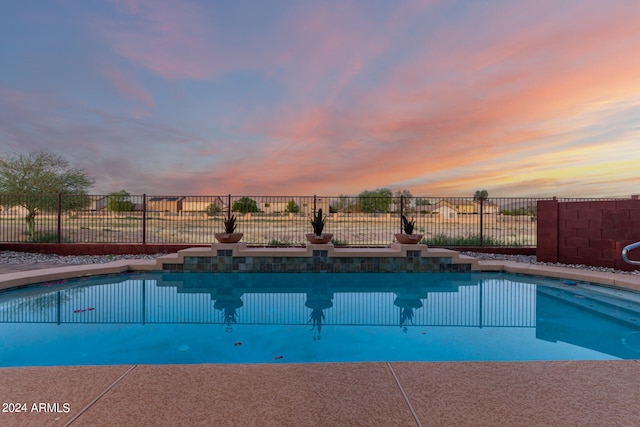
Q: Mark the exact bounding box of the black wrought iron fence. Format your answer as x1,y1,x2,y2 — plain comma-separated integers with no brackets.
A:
0,193,617,247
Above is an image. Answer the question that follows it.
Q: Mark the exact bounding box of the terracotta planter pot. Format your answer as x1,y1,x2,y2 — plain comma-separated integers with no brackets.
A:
305,233,333,244
394,233,423,244
214,233,244,243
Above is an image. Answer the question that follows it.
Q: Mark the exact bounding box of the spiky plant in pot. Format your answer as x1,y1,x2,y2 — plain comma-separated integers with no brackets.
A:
214,214,243,243
306,208,333,244
401,215,415,235
310,208,326,236
223,214,237,234
395,215,424,244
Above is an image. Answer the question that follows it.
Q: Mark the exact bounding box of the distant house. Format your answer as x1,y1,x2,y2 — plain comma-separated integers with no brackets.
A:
430,200,459,219
89,196,109,212
260,200,290,214
427,199,499,218
304,197,331,215
146,197,184,213
259,197,330,215
483,201,500,215
182,196,225,214
455,200,480,214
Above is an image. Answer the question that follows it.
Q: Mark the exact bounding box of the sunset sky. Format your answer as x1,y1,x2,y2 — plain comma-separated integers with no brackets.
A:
2,0,640,197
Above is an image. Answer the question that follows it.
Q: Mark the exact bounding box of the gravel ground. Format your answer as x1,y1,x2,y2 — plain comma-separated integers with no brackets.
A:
1,250,638,276
0,251,165,266
460,252,640,276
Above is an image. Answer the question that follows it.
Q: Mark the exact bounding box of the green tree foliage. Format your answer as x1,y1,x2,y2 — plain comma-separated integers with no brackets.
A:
500,207,528,216
232,196,259,213
473,189,489,201
206,202,222,216
0,151,94,235
357,188,392,213
107,190,135,212
285,199,300,213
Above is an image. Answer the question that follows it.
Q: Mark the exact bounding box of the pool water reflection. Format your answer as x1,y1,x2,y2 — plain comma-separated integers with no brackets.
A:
1,272,639,366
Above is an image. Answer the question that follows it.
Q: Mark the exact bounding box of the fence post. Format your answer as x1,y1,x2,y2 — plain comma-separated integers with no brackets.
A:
57,193,62,244
142,194,147,244
479,198,484,246
228,194,231,218
314,194,317,214
399,195,404,233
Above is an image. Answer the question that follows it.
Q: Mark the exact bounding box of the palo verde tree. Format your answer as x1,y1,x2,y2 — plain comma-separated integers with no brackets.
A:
0,151,94,236
357,188,393,213
232,196,259,213
107,190,135,212
285,199,300,213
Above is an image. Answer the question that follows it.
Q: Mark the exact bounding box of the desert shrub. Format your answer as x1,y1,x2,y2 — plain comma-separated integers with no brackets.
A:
31,232,72,243
422,234,523,246
268,239,290,246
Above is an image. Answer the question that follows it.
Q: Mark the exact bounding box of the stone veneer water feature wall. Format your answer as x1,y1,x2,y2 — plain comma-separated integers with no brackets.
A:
158,243,477,273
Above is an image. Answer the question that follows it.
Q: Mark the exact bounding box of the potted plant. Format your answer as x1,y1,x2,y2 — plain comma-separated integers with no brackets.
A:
394,215,423,244
305,208,333,244
214,214,244,243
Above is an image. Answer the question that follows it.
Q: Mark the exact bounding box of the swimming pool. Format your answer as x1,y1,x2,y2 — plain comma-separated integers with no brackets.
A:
1,272,639,366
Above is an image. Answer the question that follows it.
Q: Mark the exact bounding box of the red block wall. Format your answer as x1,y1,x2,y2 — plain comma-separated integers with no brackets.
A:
537,199,640,271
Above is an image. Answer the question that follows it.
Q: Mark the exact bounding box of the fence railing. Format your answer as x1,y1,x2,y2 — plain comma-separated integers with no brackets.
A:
0,194,617,247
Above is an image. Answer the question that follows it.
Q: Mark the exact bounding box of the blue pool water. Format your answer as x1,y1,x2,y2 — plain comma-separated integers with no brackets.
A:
1,272,639,367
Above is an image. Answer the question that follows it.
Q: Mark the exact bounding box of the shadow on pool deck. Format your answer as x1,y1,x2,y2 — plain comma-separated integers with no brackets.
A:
1,260,640,426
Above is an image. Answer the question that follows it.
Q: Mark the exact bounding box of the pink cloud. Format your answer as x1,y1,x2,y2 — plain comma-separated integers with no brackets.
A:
101,0,219,80
102,66,154,109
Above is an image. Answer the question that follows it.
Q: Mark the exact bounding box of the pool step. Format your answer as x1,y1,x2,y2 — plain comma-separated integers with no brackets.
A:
537,285,640,328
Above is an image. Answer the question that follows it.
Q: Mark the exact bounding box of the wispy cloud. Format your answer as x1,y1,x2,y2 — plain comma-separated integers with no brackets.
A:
3,1,640,197
101,65,154,112
101,0,218,80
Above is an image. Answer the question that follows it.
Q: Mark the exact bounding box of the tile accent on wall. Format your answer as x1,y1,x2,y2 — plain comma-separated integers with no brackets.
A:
168,253,470,273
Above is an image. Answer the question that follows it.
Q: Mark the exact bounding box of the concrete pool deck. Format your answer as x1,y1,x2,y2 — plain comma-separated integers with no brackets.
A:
2,360,640,426
1,247,640,426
